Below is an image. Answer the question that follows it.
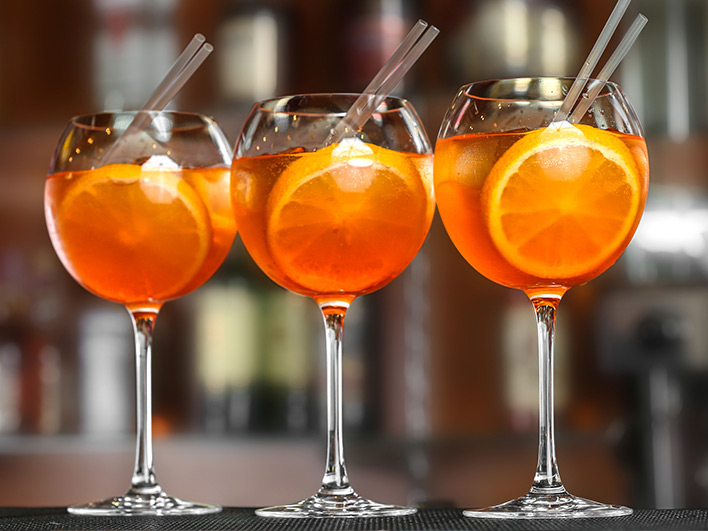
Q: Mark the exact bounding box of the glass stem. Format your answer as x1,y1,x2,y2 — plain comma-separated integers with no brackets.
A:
530,297,565,494
128,308,162,496
318,302,353,495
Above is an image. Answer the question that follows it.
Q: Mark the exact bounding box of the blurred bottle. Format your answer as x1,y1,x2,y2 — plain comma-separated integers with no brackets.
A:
216,0,287,104
447,0,580,82
26,250,71,436
77,305,133,437
214,0,289,139
0,264,22,434
341,300,370,434
0,342,20,433
193,240,317,436
343,0,412,92
0,248,70,436
253,290,314,434
21,332,62,435
194,274,259,434
93,0,178,110
619,0,707,142
500,291,569,432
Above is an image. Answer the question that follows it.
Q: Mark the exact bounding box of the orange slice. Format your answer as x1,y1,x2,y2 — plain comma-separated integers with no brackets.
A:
482,123,642,279
60,163,211,301
266,139,427,294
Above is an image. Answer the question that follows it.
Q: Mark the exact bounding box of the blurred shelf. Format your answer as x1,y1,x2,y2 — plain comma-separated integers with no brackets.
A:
0,432,629,509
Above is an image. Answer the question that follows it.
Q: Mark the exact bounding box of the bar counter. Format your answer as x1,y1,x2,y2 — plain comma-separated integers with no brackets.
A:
1,507,707,531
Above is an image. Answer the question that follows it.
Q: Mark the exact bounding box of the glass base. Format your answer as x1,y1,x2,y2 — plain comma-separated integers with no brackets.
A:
256,488,417,518
463,488,632,519
67,490,221,516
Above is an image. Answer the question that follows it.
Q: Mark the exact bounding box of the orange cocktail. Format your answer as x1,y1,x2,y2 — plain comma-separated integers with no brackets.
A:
434,77,648,518
233,140,434,302
45,111,234,516
46,164,234,306
435,125,648,298
232,93,433,517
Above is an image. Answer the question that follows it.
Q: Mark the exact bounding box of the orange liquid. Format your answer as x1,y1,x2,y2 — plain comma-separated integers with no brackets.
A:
231,145,434,302
434,130,649,295
45,166,236,305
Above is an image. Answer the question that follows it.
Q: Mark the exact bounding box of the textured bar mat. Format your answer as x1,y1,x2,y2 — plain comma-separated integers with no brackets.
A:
0,507,706,531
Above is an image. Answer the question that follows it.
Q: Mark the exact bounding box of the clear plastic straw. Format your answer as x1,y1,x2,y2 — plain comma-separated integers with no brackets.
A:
148,43,213,110
553,0,631,123
373,26,440,106
568,14,648,123
360,20,429,96
142,33,206,111
323,20,439,146
101,34,213,164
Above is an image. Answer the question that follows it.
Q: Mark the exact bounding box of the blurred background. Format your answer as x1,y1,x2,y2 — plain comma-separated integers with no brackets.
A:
0,0,705,511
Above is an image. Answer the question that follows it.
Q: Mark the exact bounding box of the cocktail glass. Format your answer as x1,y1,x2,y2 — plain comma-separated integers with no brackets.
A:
231,93,435,517
434,77,648,518
45,111,236,515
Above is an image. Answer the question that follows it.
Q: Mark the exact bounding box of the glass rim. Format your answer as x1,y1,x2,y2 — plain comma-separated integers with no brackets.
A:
458,76,622,103
253,93,414,116
67,110,216,131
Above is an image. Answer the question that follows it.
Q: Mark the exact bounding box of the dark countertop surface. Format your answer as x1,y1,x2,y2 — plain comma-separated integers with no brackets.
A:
0,507,707,531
